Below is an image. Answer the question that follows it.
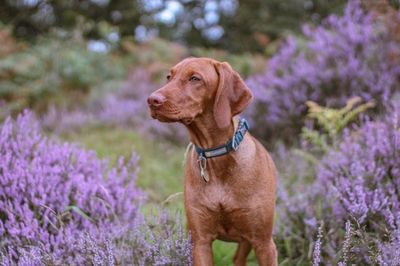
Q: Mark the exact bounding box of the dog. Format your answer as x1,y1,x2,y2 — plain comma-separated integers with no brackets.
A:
148,57,277,266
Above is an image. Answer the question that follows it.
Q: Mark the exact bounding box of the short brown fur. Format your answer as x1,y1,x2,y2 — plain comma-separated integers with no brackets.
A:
148,57,277,266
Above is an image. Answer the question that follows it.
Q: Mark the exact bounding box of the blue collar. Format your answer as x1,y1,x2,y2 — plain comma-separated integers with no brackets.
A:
194,118,249,159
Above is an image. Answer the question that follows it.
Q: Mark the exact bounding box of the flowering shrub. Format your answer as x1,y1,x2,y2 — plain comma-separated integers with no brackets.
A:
96,70,187,142
315,108,400,264
246,0,400,142
318,114,400,225
0,110,143,262
42,70,188,143
1,212,193,265
0,111,192,265
113,211,192,266
273,145,320,264
274,105,400,265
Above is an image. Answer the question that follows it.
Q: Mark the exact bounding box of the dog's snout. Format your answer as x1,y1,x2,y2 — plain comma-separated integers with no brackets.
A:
147,93,166,108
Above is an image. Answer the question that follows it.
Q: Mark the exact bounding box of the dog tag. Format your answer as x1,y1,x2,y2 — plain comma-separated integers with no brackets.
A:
198,155,209,182
200,167,209,182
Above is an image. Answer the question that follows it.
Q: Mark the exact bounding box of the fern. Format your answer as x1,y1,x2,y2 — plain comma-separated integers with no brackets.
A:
301,97,375,154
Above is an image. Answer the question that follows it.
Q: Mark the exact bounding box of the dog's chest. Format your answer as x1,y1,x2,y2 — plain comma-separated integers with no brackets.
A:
199,182,254,238
187,158,256,214
185,144,267,240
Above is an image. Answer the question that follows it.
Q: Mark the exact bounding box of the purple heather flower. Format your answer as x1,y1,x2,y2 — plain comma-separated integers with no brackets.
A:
246,0,400,141
0,111,192,265
338,220,352,266
312,221,323,266
42,69,188,143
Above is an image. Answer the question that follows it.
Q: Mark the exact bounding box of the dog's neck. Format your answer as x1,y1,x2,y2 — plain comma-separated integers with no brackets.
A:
185,113,235,150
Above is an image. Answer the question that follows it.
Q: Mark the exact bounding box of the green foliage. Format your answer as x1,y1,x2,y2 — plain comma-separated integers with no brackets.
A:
0,32,129,115
301,97,375,153
61,126,185,204
0,26,266,121
220,0,348,53
0,0,352,53
0,0,141,39
119,37,266,79
142,0,348,53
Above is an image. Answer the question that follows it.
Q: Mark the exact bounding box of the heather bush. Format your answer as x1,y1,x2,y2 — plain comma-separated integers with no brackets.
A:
0,111,192,265
274,105,400,265
0,110,143,262
315,107,400,264
1,212,193,265
112,211,192,265
92,69,187,143
246,0,400,142
42,70,188,143
273,145,319,264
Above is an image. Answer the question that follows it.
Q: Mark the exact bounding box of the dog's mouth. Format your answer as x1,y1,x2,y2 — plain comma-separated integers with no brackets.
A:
150,108,194,125
180,117,194,125
150,110,176,122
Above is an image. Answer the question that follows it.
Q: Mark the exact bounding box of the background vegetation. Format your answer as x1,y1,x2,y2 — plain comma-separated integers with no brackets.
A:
1,0,400,265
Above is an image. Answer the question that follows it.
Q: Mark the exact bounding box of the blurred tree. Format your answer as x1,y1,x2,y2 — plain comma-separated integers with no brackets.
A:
139,0,348,52
1,0,398,53
0,0,142,39
219,0,348,52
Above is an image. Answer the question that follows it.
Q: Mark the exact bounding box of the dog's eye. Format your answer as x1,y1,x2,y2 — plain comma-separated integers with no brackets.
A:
189,76,201,82
166,75,171,81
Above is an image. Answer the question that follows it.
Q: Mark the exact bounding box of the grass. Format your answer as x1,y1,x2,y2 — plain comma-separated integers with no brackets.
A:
61,125,257,265
61,126,185,202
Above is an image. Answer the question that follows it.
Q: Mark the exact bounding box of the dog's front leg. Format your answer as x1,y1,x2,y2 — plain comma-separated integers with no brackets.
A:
252,238,278,266
192,238,214,266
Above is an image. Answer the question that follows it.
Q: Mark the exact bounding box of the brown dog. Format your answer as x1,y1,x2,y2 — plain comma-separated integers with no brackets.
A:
147,57,277,266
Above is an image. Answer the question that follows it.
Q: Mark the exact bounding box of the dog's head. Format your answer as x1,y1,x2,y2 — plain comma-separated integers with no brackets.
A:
147,57,253,129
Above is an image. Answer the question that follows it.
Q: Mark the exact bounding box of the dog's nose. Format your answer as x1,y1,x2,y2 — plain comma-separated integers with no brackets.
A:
147,93,166,108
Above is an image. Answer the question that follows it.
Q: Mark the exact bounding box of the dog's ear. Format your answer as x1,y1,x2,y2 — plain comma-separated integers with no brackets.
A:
213,62,253,129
